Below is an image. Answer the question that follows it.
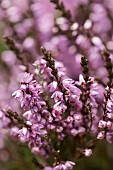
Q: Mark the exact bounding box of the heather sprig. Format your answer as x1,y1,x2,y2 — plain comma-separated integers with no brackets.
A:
102,50,113,120
50,0,73,23
4,36,29,71
80,56,92,125
97,50,113,142
102,50,113,87
80,56,89,82
1,0,113,169
41,47,59,82
0,46,99,169
40,46,68,104
0,46,112,169
6,110,32,131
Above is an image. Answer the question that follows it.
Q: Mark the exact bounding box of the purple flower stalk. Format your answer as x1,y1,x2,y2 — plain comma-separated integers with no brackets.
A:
1,0,113,169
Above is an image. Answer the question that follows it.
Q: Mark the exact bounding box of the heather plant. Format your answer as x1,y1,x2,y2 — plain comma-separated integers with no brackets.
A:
1,0,113,170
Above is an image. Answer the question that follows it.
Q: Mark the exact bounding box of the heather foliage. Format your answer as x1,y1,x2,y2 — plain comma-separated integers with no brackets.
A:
0,0,113,170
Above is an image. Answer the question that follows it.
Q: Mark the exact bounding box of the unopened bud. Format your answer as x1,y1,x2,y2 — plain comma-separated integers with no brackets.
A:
84,149,92,157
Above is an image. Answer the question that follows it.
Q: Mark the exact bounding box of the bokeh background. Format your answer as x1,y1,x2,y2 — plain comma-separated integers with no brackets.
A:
1,0,113,169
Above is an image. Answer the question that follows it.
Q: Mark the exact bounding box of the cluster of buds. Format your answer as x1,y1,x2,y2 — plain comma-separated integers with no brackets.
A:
1,0,113,169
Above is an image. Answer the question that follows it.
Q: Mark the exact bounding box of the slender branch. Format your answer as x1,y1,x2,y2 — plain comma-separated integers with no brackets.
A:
80,56,92,131
6,110,31,131
4,37,29,72
50,0,73,23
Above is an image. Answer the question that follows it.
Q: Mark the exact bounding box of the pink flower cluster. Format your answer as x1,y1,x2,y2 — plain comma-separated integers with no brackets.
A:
1,52,111,169
1,0,113,169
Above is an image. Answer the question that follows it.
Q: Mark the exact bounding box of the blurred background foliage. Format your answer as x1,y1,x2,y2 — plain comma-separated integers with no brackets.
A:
0,7,113,170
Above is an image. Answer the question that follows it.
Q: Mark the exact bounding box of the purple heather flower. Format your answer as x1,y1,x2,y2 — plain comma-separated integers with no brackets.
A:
31,146,40,155
2,0,113,168
54,161,75,170
22,72,33,83
52,101,67,118
71,129,78,137
106,121,112,129
62,78,78,94
98,120,107,129
10,127,19,137
84,149,92,157
18,127,30,143
74,114,83,125
106,132,113,143
97,131,105,140
51,91,63,102
77,126,86,135
48,81,58,92
44,161,75,170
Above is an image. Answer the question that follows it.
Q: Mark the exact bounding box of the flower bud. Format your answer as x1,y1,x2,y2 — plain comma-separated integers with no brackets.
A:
98,120,107,128
106,121,112,129
97,131,105,140
84,149,92,157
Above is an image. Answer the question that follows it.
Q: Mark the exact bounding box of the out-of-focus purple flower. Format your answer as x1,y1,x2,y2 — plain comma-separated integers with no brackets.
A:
44,161,75,170
84,149,92,157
